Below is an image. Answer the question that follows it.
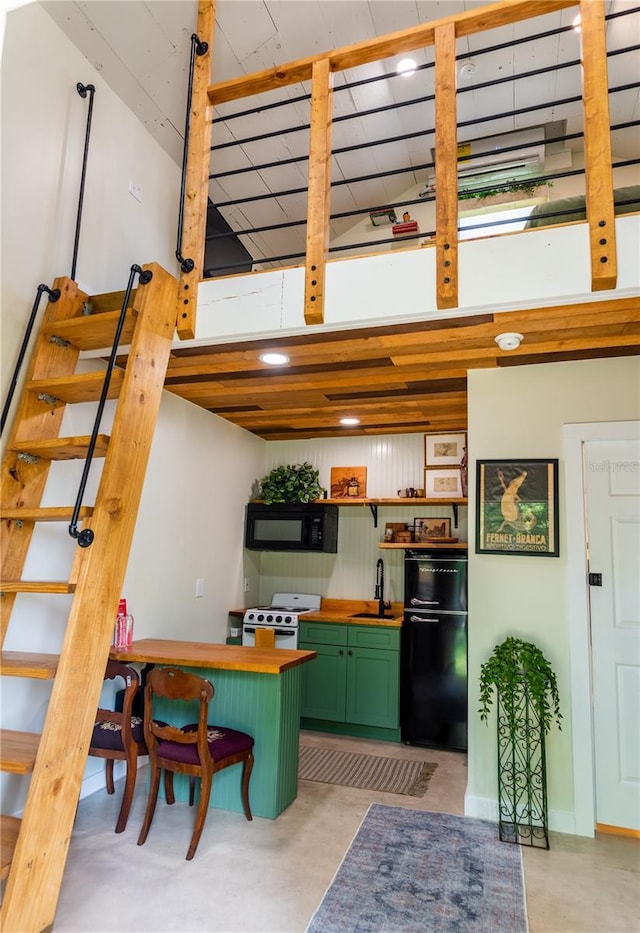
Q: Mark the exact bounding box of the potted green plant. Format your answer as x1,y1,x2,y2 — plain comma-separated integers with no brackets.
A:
258,462,323,504
479,636,562,734
479,636,562,848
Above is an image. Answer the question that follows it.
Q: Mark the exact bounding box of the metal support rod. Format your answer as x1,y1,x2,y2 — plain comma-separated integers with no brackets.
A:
175,32,208,275
68,264,153,547
210,43,638,159
71,83,96,282
1,284,61,436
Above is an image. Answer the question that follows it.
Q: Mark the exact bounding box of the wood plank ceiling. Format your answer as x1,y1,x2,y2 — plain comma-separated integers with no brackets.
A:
162,297,640,439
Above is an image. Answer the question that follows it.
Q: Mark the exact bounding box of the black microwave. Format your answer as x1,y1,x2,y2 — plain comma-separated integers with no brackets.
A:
245,502,338,552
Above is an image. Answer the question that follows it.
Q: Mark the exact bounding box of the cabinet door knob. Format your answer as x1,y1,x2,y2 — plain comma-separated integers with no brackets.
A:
338,649,344,655
348,650,353,656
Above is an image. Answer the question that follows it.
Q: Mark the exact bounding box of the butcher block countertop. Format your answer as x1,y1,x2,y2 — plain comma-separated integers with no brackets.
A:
230,599,403,628
110,637,316,674
303,599,403,627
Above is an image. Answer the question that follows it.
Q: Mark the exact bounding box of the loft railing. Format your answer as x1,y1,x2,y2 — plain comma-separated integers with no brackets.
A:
177,0,633,335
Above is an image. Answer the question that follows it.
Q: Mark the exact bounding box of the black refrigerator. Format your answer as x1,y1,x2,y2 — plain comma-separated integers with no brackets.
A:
401,549,468,751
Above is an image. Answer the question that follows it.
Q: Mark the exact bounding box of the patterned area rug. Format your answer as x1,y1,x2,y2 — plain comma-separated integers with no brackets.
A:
306,805,527,933
298,745,437,797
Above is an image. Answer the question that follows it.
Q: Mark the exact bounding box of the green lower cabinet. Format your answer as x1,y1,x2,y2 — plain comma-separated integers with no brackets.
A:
299,622,401,741
300,643,347,721
345,646,399,729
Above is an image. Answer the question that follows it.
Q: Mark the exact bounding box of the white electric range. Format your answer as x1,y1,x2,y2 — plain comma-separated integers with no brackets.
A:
241,593,321,649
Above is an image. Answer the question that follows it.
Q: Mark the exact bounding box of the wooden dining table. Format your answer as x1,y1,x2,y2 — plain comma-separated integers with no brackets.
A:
110,638,317,819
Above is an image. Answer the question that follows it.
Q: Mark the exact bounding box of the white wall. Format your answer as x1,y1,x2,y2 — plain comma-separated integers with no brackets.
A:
0,3,266,813
255,433,468,606
465,355,640,834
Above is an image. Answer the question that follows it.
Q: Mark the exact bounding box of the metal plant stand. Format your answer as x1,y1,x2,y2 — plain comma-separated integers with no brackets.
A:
496,680,549,849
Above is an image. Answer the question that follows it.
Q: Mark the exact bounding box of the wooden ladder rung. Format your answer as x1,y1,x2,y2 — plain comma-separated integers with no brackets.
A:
9,435,109,461
0,506,93,522
40,308,137,351
1,815,21,881
85,288,138,314
0,730,40,773
0,651,59,678
0,581,75,594
26,370,124,405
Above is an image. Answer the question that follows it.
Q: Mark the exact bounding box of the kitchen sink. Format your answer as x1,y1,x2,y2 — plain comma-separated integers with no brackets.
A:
350,612,396,619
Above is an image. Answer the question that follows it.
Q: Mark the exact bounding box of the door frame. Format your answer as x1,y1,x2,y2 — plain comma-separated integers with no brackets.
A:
563,420,640,837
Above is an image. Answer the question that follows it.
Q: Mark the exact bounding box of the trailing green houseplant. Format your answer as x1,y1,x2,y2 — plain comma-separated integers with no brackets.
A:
258,462,323,504
479,635,562,734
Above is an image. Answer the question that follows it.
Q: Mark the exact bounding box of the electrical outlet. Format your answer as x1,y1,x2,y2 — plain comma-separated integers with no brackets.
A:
243,578,250,592
195,578,205,598
129,180,143,202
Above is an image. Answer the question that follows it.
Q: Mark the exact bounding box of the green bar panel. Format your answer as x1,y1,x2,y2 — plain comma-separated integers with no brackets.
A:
150,665,302,819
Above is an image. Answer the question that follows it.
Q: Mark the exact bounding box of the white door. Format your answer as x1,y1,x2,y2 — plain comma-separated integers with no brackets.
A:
585,439,640,831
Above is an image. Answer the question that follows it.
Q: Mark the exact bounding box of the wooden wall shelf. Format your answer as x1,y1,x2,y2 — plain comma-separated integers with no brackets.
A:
378,542,468,550
323,497,468,528
323,498,467,506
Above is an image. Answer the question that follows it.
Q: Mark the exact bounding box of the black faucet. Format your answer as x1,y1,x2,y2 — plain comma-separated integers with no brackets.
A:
375,558,388,616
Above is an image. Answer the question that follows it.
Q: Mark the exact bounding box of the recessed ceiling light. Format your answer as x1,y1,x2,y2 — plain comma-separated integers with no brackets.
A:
340,417,360,426
396,58,417,77
495,332,523,351
259,352,290,366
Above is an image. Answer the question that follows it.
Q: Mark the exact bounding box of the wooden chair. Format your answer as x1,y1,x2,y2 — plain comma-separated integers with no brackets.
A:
137,666,254,860
89,660,147,833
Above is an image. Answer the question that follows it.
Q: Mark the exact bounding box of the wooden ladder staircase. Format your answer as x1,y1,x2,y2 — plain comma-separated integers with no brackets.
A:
0,263,177,932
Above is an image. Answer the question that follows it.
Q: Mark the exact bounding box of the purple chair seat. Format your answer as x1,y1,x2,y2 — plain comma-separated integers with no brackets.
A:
156,724,254,765
92,717,166,751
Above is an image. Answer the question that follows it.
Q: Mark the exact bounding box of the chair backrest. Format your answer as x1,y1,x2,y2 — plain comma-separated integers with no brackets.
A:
94,659,140,737
143,667,214,764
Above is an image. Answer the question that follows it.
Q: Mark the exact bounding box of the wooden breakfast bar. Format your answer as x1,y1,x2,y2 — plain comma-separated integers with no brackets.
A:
109,639,317,819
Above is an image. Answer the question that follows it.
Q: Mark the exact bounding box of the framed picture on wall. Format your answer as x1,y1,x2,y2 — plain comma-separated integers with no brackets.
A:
424,432,467,467
330,466,367,499
476,458,559,557
413,517,452,542
424,468,463,498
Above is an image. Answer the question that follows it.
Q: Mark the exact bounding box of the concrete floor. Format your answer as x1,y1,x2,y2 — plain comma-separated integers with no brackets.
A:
54,731,639,932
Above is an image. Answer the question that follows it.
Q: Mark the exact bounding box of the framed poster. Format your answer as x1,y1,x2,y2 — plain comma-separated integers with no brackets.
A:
424,432,466,467
476,459,559,557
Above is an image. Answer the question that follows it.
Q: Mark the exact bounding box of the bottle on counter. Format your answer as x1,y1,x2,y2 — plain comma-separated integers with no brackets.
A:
113,597,134,649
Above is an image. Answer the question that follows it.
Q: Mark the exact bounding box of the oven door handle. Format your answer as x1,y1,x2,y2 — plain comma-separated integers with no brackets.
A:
243,626,297,637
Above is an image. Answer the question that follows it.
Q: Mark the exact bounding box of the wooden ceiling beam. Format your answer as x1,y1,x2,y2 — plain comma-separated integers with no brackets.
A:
225,399,468,421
